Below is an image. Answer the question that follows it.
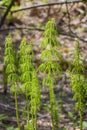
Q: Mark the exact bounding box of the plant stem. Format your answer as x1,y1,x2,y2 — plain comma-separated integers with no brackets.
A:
35,111,37,130
3,65,7,94
32,107,37,130
50,106,55,130
78,70,83,130
25,91,30,130
79,108,83,130
49,85,55,130
26,90,30,122
15,91,20,130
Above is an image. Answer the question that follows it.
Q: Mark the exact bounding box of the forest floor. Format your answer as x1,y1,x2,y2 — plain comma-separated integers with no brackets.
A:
0,0,87,130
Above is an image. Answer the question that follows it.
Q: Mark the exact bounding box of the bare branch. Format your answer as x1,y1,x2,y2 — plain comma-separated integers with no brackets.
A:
0,26,86,42
11,0,82,13
0,26,44,31
65,0,72,32
0,6,7,10
0,0,14,28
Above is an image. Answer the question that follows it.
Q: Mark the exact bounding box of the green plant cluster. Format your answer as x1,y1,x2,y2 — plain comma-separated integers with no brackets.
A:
4,34,20,130
38,19,61,130
19,38,40,130
4,36,40,130
69,39,87,130
3,20,87,130
4,34,18,92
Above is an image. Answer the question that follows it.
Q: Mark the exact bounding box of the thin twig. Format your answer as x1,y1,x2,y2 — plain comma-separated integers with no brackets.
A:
0,26,44,31
65,0,72,32
0,102,18,112
11,0,82,13
0,6,7,10
0,26,86,42
0,102,49,119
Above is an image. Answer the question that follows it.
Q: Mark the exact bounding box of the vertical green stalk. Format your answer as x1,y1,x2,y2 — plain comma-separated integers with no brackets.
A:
3,65,7,94
69,39,87,130
19,38,32,129
25,90,30,123
4,34,20,129
15,89,20,130
79,107,82,130
78,70,83,130
32,108,37,130
38,19,61,130
49,85,55,130
19,39,40,130
78,73,83,130
30,71,40,130
49,81,58,130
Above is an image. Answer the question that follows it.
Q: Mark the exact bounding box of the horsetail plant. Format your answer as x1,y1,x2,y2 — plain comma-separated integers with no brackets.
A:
69,39,87,130
19,38,40,130
19,38,34,129
30,70,40,130
38,19,62,130
3,34,20,130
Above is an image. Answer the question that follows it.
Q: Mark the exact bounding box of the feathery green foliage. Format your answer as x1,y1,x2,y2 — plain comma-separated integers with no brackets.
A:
19,38,40,130
3,17,87,130
4,34,20,130
30,71,40,129
38,19,61,130
19,38,33,129
4,34,19,91
69,39,87,130
19,38,34,84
